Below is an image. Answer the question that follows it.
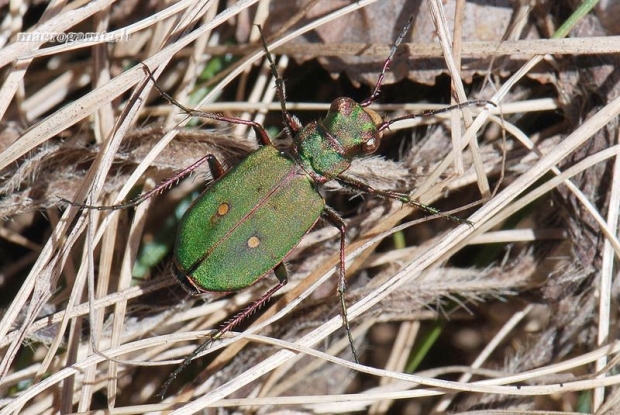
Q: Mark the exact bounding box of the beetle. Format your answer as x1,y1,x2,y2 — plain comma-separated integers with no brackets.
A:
62,16,493,397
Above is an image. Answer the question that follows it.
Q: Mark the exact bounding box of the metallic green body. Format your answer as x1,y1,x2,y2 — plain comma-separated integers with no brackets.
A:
174,145,325,292
174,98,381,294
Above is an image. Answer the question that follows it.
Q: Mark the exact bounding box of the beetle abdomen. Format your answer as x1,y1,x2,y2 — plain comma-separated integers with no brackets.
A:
174,146,324,293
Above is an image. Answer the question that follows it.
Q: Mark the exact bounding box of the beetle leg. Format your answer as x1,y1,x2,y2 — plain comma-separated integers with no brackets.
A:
206,154,226,180
322,206,360,363
335,174,472,225
158,269,288,399
214,268,289,344
142,65,273,147
61,154,219,211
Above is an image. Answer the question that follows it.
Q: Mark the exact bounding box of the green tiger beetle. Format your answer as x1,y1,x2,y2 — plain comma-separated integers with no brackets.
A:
62,16,494,397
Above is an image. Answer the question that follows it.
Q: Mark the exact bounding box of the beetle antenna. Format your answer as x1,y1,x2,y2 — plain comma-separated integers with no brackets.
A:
377,99,496,132
255,25,299,134
360,15,413,107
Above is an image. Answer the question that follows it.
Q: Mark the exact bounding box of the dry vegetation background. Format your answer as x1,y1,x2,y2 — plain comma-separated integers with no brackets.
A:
1,0,620,414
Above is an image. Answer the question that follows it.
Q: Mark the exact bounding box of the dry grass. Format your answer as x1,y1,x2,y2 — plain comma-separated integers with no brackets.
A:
1,0,620,414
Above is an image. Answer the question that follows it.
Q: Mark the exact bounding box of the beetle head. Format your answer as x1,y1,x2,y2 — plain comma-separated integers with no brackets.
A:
321,97,383,158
